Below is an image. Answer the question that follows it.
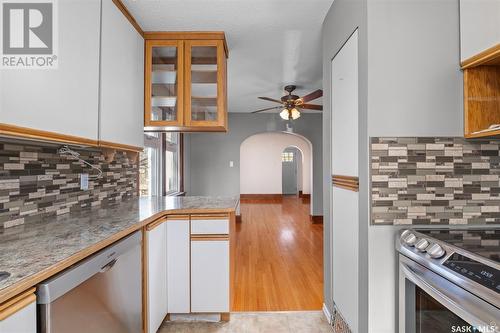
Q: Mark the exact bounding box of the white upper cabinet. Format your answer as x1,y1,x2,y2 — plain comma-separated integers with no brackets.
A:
0,0,101,141
100,0,144,148
460,0,500,62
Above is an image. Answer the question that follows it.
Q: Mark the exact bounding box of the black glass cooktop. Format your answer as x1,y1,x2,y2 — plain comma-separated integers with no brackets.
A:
418,229,500,264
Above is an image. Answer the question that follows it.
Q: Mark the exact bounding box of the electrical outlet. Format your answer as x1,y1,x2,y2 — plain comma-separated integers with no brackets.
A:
80,173,89,190
229,161,234,168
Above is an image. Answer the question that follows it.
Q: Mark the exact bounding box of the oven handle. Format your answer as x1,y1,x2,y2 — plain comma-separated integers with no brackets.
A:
400,258,500,332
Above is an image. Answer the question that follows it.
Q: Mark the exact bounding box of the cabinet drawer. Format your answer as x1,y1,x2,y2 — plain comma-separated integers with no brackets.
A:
190,217,229,235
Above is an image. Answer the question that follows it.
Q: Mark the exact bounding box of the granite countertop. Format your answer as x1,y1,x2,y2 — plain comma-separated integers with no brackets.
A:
0,196,239,303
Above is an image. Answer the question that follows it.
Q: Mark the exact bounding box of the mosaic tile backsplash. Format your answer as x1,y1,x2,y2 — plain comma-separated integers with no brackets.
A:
371,137,500,225
0,141,137,228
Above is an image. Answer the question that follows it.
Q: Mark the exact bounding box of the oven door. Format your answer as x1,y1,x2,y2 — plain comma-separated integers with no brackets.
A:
399,254,500,333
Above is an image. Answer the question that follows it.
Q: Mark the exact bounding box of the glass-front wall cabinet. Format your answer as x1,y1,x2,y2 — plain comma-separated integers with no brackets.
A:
145,40,184,127
185,40,226,128
144,34,228,132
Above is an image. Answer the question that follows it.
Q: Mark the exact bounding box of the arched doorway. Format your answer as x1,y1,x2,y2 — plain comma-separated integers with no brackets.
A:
239,131,313,213
235,131,322,311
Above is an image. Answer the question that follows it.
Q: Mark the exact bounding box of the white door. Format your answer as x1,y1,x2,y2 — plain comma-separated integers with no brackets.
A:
100,0,144,148
0,0,101,140
331,29,359,333
166,218,190,313
190,240,230,313
147,222,167,333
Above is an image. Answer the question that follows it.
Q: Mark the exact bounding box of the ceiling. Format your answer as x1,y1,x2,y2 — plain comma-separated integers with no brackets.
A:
123,0,332,113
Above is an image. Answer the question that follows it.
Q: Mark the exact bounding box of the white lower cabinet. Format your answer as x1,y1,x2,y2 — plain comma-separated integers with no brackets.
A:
146,221,168,333
190,240,230,313
166,218,190,313
0,296,36,333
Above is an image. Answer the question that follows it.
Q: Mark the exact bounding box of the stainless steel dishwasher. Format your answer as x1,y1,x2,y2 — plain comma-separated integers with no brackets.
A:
37,231,142,333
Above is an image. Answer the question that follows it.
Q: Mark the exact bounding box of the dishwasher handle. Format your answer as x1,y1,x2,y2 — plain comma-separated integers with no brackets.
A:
100,258,118,273
37,231,141,304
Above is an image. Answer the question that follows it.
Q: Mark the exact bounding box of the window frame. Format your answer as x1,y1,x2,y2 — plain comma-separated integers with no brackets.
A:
140,132,184,197
162,133,184,196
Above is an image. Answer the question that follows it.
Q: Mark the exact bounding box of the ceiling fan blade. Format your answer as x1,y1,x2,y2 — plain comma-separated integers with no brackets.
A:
258,97,284,104
251,106,283,114
297,89,323,104
300,104,323,110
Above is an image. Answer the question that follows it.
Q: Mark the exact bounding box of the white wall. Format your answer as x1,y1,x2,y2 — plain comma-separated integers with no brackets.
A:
240,132,312,196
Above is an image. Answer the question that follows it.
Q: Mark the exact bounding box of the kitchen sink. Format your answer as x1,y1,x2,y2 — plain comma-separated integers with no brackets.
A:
0,271,10,281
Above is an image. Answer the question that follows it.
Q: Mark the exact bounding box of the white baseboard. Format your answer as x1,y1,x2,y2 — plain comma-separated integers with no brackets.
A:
322,303,333,325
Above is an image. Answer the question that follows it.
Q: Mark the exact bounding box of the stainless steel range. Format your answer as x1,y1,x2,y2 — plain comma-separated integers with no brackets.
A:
396,229,500,333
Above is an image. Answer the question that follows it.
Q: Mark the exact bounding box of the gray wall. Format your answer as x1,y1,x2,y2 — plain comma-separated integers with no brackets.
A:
183,113,323,215
322,0,368,331
366,1,463,332
323,0,463,332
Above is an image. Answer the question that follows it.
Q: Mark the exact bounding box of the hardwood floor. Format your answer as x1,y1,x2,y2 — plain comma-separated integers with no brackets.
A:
232,196,323,311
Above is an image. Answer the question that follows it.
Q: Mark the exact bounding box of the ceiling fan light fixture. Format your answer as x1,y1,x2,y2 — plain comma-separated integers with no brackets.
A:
280,109,290,120
291,108,301,120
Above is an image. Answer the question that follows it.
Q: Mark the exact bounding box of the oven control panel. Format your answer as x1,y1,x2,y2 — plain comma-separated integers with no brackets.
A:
443,253,500,294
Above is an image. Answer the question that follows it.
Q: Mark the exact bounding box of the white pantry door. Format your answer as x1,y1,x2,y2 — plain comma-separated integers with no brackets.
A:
331,29,359,333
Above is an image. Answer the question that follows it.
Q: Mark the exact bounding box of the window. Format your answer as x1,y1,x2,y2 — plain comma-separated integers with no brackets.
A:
164,133,180,194
139,132,183,196
281,152,294,162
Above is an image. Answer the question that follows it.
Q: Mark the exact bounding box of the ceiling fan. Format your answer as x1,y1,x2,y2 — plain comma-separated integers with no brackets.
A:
251,85,323,120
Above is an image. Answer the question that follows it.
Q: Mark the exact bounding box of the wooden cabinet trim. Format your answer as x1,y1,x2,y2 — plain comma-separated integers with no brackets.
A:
0,123,99,146
145,218,167,231
0,288,36,321
332,174,359,192
190,214,229,220
98,140,143,152
0,123,143,152
143,32,228,57
461,43,500,69
112,0,144,37
166,214,190,220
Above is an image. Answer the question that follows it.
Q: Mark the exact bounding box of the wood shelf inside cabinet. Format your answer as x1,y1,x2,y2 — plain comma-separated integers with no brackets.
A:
191,96,217,107
191,70,217,84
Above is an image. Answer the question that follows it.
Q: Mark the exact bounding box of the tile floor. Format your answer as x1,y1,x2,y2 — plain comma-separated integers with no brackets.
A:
158,311,333,333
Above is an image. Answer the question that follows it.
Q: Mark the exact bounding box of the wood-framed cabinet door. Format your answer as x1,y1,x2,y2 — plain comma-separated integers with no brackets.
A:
146,221,167,333
145,40,184,128
184,40,227,130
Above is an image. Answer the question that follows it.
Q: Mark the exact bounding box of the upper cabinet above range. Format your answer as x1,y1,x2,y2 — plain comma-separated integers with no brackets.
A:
144,33,228,132
459,0,500,65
